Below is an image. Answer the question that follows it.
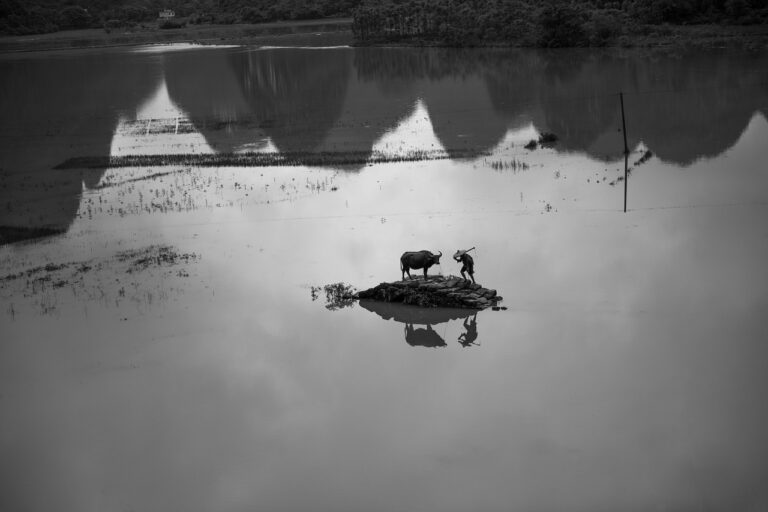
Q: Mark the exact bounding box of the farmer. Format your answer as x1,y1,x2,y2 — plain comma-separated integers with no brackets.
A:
453,247,475,284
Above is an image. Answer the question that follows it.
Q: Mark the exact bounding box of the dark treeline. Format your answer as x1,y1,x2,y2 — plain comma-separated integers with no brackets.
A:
0,0,361,36
352,0,768,47
3,0,766,40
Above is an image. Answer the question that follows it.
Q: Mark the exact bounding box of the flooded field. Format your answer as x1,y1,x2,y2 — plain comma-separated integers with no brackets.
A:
2,45,768,511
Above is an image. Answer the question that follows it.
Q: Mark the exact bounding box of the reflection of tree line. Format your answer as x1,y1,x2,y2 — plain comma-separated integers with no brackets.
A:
3,47,767,243
0,51,159,243
351,0,768,47
169,47,768,165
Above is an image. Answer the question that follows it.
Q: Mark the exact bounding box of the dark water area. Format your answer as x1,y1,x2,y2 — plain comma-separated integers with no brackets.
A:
360,300,478,348
1,46,767,243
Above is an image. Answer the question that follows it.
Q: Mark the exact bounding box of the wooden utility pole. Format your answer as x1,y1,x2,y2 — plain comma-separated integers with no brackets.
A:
620,92,629,213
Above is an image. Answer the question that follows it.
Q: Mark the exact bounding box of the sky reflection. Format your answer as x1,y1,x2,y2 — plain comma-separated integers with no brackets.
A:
2,45,768,512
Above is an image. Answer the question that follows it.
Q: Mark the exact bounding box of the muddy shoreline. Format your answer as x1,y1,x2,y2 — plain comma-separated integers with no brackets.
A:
0,19,354,53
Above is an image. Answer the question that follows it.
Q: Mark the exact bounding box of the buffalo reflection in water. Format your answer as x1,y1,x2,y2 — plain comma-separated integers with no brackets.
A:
359,300,481,348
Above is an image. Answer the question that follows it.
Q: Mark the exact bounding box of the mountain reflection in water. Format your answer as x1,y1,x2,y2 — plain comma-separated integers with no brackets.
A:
1,47,767,243
0,50,160,242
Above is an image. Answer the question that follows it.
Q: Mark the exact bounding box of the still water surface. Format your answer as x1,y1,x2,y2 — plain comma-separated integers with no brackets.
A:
1,45,768,511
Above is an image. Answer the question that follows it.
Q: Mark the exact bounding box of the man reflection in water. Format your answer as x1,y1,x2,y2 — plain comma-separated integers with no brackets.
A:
458,314,479,347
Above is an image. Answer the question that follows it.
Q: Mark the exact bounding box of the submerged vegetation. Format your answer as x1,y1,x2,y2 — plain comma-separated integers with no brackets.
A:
0,245,202,317
55,149,486,170
310,282,358,310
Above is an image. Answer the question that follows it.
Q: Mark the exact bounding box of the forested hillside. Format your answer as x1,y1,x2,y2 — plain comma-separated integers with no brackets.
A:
0,0,361,35
352,0,768,47
2,0,767,43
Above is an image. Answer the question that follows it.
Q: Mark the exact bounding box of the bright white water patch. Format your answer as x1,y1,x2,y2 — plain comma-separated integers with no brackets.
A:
132,43,241,53
109,78,212,159
132,76,187,121
234,139,279,154
372,99,448,155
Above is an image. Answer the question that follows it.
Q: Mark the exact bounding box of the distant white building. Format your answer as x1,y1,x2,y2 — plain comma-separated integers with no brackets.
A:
159,9,176,19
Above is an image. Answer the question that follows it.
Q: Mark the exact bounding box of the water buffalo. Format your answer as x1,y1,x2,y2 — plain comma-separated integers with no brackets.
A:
400,250,442,280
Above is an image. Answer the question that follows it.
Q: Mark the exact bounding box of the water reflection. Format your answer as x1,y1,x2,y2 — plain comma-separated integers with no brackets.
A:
359,300,479,348
404,324,446,348
230,48,352,154
0,51,160,243
457,313,479,347
139,46,768,169
163,48,259,153
2,46,767,243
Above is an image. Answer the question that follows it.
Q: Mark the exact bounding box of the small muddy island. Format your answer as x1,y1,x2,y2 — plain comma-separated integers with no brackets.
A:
356,275,502,310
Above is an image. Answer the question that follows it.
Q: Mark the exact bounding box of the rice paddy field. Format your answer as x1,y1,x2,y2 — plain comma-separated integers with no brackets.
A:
2,44,768,511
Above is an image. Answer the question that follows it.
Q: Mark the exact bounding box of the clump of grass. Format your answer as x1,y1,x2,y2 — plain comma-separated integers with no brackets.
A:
310,282,358,311
55,148,488,170
117,245,199,273
485,158,530,172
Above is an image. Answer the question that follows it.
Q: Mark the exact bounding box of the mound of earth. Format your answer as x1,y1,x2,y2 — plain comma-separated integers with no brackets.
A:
356,275,501,309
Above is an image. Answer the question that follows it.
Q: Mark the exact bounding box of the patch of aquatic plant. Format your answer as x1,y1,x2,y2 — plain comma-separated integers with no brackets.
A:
1,262,70,282
0,245,202,317
55,149,487,170
116,245,200,273
93,169,188,190
484,158,530,172
68,167,342,226
634,149,654,167
310,282,358,311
